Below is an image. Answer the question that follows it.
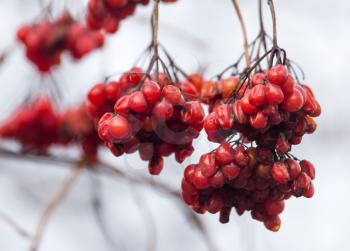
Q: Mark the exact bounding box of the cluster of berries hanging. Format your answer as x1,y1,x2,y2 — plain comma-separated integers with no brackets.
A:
88,67,204,175
87,0,177,33
17,13,105,72
181,143,315,232
180,62,321,231
203,65,321,152
0,97,101,161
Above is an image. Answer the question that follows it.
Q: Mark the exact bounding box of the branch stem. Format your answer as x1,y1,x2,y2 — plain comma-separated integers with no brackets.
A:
231,0,251,67
29,161,83,251
267,0,278,46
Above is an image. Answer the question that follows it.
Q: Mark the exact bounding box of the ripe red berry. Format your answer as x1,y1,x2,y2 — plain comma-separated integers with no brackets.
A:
300,160,315,180
215,142,235,165
129,91,148,113
200,152,217,177
162,85,183,105
264,216,281,232
107,114,131,141
193,167,210,189
265,83,284,104
264,200,285,216
221,162,240,180
282,88,305,112
271,162,290,184
251,72,266,86
268,65,288,86
249,84,266,107
152,99,173,120
141,81,161,104
249,111,268,129
286,159,301,180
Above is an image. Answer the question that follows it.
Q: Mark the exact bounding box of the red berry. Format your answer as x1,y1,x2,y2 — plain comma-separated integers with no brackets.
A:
215,104,234,130
268,65,288,86
282,88,305,112
141,81,161,104
264,216,281,232
300,160,315,180
265,83,284,104
148,156,164,175
249,111,268,129
107,114,131,141
221,162,240,180
271,162,290,184
240,95,258,115
114,95,130,115
129,91,148,113
249,84,266,107
193,167,210,189
251,72,266,86
162,85,183,105
153,99,173,120
200,152,217,177
264,200,285,216
286,159,301,180
215,142,235,165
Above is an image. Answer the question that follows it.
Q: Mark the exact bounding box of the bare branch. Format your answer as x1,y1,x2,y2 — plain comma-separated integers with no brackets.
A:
231,0,251,67
89,171,126,251
29,161,83,251
0,210,32,239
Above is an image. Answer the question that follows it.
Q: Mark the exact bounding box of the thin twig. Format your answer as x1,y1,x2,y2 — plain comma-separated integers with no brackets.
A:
129,184,157,251
0,210,32,239
0,147,218,251
29,161,84,251
267,0,278,46
231,0,251,67
89,171,126,251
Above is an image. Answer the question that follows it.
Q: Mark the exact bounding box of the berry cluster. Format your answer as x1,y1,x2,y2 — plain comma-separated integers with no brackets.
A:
0,97,60,152
181,143,315,231
59,105,102,162
86,0,177,33
17,13,105,72
204,65,321,153
86,67,143,120
0,97,101,160
88,69,205,175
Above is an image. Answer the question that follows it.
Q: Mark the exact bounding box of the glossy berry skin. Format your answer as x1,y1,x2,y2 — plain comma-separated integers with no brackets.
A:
271,162,290,184
152,99,174,120
282,88,305,112
200,153,217,177
107,115,131,141
265,83,284,105
215,142,235,165
92,68,204,175
141,81,161,104
181,145,316,232
162,85,182,105
249,84,266,107
265,200,285,216
129,91,148,113
264,216,281,232
267,65,288,86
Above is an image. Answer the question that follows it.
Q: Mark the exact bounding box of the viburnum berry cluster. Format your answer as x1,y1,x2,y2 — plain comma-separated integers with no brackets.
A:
204,64,321,153
176,0,322,232
0,96,60,152
17,12,105,72
88,66,204,175
0,96,101,161
181,143,315,232
86,0,177,33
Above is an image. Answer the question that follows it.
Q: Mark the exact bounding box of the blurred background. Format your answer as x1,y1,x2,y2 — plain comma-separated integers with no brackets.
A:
0,0,349,250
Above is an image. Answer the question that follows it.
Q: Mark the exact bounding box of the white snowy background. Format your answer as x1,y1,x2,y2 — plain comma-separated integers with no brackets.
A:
0,0,349,250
